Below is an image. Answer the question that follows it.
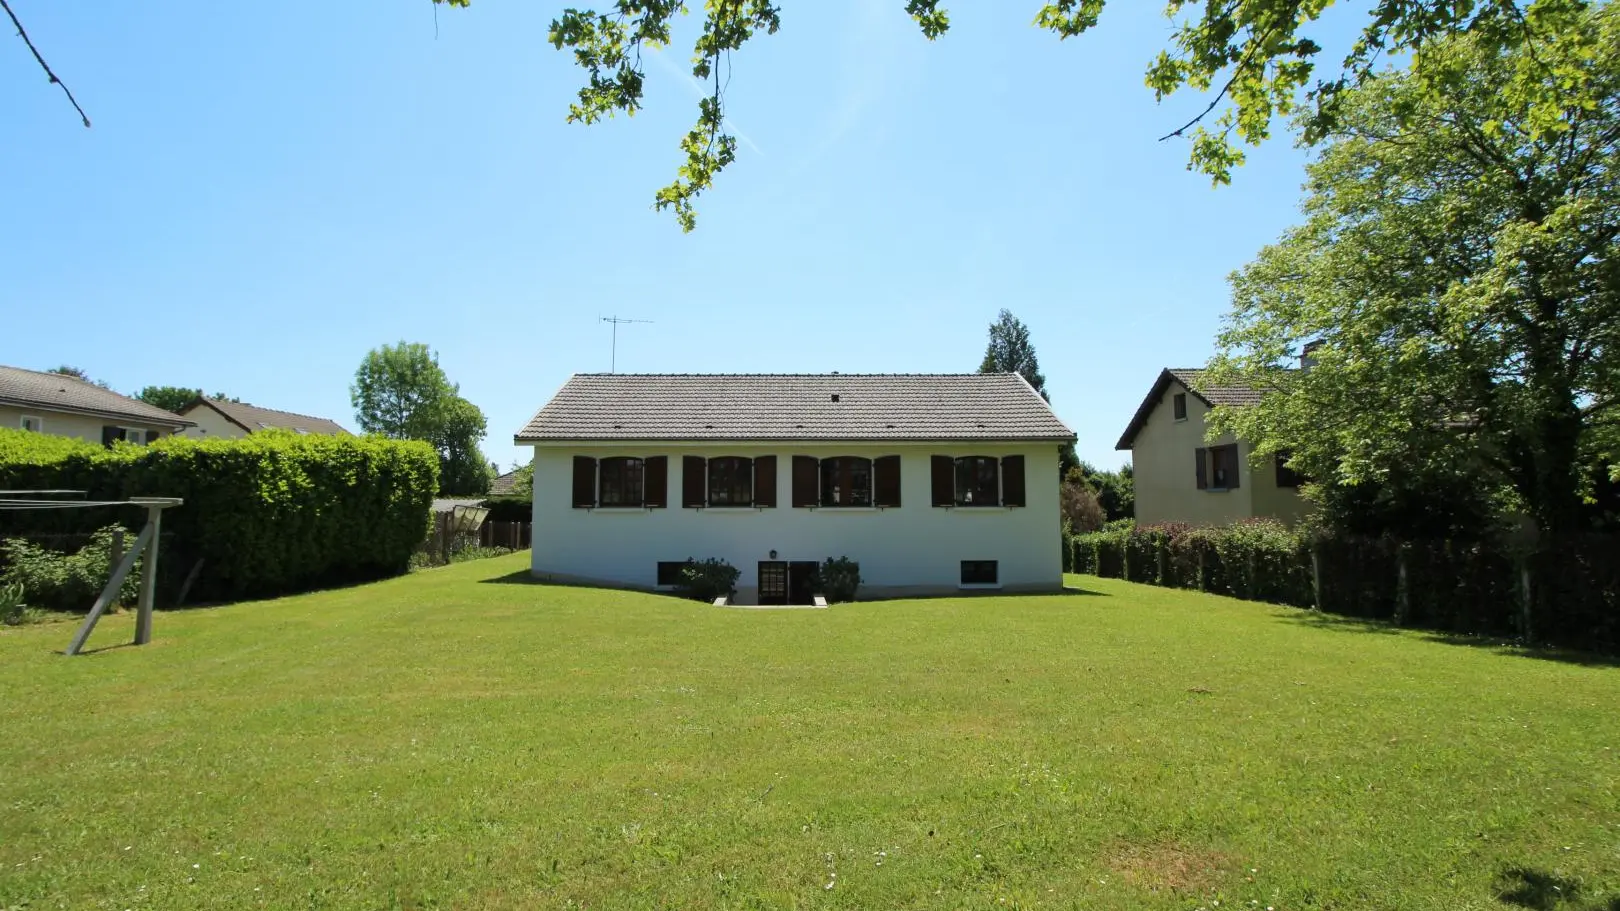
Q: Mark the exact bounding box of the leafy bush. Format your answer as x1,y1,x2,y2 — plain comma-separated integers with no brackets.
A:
0,581,29,625
1060,481,1107,533
0,428,438,602
675,558,739,603
0,527,142,612
818,556,862,603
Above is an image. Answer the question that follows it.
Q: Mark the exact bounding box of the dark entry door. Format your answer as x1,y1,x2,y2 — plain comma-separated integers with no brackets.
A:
758,561,788,605
787,562,819,605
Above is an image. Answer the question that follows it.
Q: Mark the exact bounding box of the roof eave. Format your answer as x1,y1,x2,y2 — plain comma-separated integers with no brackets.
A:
516,434,1078,446
0,396,194,429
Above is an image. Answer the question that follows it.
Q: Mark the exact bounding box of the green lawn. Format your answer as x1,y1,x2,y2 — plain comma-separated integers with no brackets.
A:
2,555,1617,910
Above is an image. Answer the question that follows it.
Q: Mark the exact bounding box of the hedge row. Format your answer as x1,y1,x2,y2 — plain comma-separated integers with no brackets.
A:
0,428,438,603
1068,520,1620,653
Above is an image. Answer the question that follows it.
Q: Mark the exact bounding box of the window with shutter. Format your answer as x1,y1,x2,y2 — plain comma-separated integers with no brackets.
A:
791,456,819,507
682,456,707,508
1195,448,1208,490
1001,455,1026,507
754,456,777,508
1211,444,1240,489
644,456,669,507
707,457,753,506
873,455,901,508
930,455,954,507
572,456,597,508
1173,393,1188,421
819,457,872,506
102,426,121,446
953,456,1000,506
598,457,645,506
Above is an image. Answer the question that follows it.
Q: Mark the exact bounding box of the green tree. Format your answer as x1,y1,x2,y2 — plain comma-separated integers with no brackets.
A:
435,396,494,497
979,309,1076,477
352,343,457,440
351,342,493,496
432,0,1593,230
133,386,238,414
1206,5,1620,537
1070,461,1135,522
46,366,110,389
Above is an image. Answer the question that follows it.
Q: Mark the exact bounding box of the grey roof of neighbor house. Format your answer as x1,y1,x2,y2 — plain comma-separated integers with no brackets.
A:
184,398,350,436
489,469,524,496
516,373,1077,443
0,365,193,427
1115,367,1264,450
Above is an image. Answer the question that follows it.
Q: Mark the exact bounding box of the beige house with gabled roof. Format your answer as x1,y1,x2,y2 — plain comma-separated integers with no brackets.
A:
1116,368,1309,526
177,398,349,439
0,364,191,444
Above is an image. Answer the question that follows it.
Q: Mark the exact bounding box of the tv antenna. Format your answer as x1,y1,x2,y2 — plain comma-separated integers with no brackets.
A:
601,315,653,373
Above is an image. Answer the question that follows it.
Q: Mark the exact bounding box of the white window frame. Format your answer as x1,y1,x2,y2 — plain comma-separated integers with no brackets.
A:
20,415,44,433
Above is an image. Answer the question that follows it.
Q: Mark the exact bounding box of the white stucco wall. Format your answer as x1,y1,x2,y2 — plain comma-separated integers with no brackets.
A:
529,442,1064,602
179,405,248,440
0,406,176,444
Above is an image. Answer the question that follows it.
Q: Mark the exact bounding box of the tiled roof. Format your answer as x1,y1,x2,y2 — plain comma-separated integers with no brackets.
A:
489,469,523,496
186,398,349,436
516,374,1076,443
0,365,192,427
1166,369,1265,408
1115,368,1263,450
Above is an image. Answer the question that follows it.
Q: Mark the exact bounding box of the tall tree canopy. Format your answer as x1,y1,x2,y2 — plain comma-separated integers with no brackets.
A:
351,342,493,496
979,309,1048,401
980,309,1078,476
425,0,1593,230
1207,4,1620,537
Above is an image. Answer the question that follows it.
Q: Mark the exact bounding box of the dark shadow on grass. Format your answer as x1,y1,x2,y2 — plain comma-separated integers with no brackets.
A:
1280,611,1620,669
61,641,139,657
1496,867,1620,910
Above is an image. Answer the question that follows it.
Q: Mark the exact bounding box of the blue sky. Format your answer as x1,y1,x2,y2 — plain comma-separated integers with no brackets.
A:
0,0,1344,471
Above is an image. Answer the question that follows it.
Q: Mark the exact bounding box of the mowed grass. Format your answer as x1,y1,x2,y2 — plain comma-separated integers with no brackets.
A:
2,555,1617,910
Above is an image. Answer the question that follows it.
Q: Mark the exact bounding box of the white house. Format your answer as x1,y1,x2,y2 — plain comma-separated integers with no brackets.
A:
516,373,1076,604
0,364,192,444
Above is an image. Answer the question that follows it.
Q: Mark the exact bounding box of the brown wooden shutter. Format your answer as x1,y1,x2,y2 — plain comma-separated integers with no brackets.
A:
102,425,121,446
682,456,706,508
754,455,777,508
1000,455,1026,507
644,456,668,508
571,456,597,508
1225,445,1241,489
1195,448,1208,490
931,455,954,507
791,456,818,507
874,455,901,507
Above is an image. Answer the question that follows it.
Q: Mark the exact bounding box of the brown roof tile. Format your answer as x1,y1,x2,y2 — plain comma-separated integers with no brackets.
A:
185,398,349,436
0,365,192,427
516,373,1076,443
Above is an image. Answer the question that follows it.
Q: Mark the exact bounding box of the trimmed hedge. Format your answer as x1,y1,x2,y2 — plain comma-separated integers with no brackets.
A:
0,428,438,603
1068,519,1620,653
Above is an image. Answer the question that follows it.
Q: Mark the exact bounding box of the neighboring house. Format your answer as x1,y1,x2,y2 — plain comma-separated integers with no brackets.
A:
516,373,1076,604
1116,368,1308,526
177,398,349,439
488,469,525,498
0,364,191,444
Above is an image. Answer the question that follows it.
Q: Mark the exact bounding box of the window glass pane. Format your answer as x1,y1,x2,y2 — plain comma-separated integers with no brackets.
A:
960,560,999,584
1173,393,1187,420
820,457,872,506
599,457,645,506
1211,446,1237,488
954,457,999,505
708,457,753,506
